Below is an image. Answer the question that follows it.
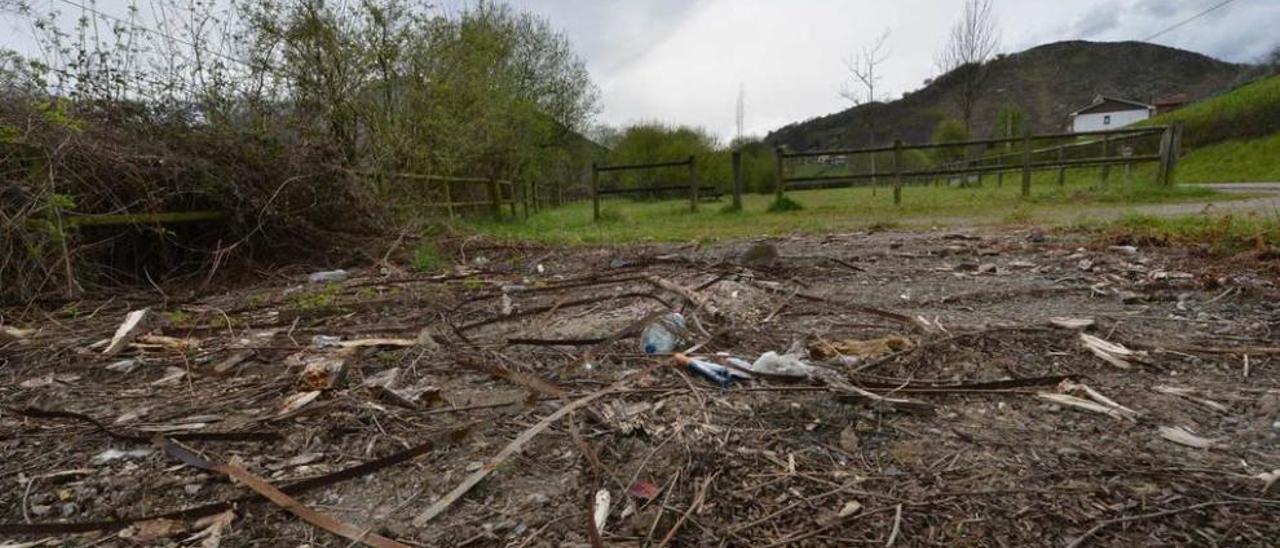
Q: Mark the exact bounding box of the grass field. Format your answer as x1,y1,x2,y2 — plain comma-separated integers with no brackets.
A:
468,174,1229,244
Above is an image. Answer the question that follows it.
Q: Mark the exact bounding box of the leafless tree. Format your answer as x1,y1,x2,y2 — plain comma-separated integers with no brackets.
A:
841,28,890,184
936,0,1000,131
841,28,891,108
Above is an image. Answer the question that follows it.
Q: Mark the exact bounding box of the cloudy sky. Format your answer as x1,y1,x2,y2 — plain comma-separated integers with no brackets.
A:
3,0,1276,140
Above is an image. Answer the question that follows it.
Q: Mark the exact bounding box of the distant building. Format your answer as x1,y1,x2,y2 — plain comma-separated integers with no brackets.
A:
1068,95,1154,132
1153,93,1190,115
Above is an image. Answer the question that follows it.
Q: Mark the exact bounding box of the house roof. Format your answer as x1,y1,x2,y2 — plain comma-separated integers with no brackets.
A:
1069,95,1154,116
1154,93,1190,106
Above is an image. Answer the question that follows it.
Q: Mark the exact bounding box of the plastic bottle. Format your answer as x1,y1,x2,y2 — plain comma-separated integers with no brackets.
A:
640,312,685,354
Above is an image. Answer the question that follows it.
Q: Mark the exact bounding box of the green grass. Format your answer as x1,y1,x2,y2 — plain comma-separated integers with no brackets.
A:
1174,133,1280,183
1093,212,1280,255
467,174,1230,244
1140,74,1280,148
411,240,450,272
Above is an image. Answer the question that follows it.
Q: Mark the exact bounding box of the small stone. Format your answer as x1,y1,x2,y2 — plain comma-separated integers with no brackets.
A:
60,502,79,517
739,243,779,269
1109,245,1138,254
466,461,483,472
184,483,203,495
838,426,860,453
528,493,550,505
30,504,52,517
977,263,998,274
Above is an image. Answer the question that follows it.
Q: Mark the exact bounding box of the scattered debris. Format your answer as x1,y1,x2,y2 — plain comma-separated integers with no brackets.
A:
1152,385,1230,413
592,489,611,532
738,242,779,268
1080,333,1143,369
91,448,154,464
809,335,913,361
640,312,685,354
628,481,661,501
103,308,150,356
308,269,350,284
1158,425,1219,449
279,391,322,415
1049,317,1095,330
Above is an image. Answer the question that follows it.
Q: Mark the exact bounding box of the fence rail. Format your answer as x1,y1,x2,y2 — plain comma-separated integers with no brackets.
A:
591,156,699,222
774,124,1182,205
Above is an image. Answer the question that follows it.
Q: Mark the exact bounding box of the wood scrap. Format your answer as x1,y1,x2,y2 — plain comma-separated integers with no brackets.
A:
160,439,409,548
1157,425,1218,449
104,308,150,356
412,377,632,526
1080,333,1143,369
646,275,723,320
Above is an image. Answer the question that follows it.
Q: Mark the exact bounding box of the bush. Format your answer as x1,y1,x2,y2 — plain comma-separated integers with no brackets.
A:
767,196,804,213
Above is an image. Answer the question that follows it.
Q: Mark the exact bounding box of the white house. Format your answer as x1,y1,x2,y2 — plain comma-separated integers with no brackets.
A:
1069,95,1154,133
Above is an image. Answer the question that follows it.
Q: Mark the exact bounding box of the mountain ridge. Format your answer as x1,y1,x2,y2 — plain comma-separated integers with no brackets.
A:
765,40,1251,151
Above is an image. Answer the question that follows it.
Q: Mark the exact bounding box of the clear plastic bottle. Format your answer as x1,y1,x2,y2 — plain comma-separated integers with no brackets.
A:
640,312,685,354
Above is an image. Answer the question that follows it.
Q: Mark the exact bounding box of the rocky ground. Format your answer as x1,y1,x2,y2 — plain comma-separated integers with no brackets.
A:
2,227,1279,547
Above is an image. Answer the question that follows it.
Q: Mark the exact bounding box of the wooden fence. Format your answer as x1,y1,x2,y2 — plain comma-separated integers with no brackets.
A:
591,156,702,222
774,124,1183,205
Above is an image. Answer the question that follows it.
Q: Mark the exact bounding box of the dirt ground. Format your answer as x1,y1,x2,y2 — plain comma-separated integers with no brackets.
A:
2,227,1279,547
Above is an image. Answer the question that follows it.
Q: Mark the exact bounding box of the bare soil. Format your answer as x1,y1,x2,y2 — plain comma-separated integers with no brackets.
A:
2,227,1279,547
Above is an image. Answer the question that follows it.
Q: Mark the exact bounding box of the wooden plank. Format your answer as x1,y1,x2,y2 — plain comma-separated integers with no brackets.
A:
774,146,786,201
594,158,693,172
892,140,903,206
63,211,224,227
1021,129,1033,197
688,155,698,213
591,163,600,222
731,149,743,210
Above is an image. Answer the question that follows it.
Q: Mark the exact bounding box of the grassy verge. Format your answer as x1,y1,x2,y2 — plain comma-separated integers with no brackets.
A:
1174,133,1280,183
467,175,1231,244
1089,211,1280,255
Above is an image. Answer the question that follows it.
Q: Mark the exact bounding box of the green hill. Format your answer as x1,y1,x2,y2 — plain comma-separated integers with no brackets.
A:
766,40,1252,151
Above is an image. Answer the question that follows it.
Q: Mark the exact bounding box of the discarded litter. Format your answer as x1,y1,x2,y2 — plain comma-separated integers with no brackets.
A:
311,335,343,348
307,269,349,283
674,353,736,387
750,351,817,378
92,448,154,464
810,336,913,362
641,312,685,354
592,489,611,532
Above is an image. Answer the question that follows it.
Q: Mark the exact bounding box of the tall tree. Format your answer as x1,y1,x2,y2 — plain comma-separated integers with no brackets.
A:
936,0,1000,132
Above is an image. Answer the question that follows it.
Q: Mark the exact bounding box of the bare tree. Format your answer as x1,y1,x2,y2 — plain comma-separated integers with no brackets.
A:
936,0,1000,131
841,28,891,109
841,28,890,185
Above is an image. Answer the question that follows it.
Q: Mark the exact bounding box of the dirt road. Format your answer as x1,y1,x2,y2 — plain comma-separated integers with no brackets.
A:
3,228,1277,546
1065,182,1280,222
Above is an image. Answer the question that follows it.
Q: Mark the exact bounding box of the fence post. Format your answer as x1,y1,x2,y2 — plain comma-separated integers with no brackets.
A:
731,149,743,211
1168,122,1183,186
997,170,1003,187
442,179,455,221
522,181,530,219
688,155,698,213
488,178,503,218
892,140,903,206
1057,146,1066,186
1020,129,1032,198
508,183,517,217
773,146,786,204
1156,125,1173,186
591,163,600,222
1100,136,1111,186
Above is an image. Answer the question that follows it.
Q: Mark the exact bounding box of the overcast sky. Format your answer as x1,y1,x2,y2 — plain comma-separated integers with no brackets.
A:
4,0,1277,140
